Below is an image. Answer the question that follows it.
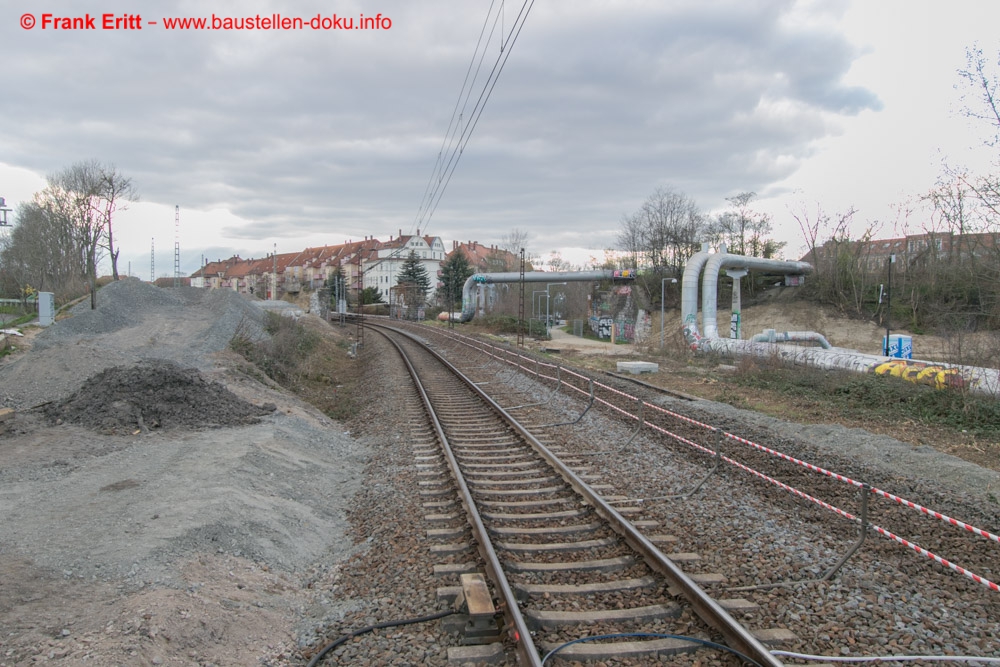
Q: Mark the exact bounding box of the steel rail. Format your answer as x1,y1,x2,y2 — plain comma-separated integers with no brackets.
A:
368,325,542,666
371,322,783,667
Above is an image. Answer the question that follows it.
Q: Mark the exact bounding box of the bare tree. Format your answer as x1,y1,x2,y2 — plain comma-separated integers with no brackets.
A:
47,163,105,309
481,228,533,272
955,46,1000,223
498,228,529,265
97,164,138,280
42,161,137,307
725,192,754,255
1,195,91,303
958,46,1000,146
719,191,779,257
544,250,577,272
921,175,982,268
616,212,644,270
791,204,867,304
951,46,1000,326
617,187,705,274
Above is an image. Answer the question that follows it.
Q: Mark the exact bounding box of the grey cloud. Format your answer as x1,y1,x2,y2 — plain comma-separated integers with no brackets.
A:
1,0,879,259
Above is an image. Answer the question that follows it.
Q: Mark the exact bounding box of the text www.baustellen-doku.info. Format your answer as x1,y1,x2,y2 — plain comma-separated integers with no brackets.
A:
19,11,392,31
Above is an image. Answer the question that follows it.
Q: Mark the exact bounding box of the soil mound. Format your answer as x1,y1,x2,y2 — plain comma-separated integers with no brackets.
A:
45,360,275,434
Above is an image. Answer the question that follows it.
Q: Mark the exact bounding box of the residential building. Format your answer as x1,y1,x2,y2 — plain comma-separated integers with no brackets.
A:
800,231,1000,273
448,241,520,272
363,231,446,301
187,234,520,303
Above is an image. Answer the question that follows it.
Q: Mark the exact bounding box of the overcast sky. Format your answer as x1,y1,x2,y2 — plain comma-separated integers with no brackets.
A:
2,0,999,277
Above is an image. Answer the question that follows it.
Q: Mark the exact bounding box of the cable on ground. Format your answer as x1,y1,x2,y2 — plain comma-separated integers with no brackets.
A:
306,609,460,666
772,649,1000,664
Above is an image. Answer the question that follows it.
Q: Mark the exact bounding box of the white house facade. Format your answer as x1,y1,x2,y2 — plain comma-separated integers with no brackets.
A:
363,234,446,301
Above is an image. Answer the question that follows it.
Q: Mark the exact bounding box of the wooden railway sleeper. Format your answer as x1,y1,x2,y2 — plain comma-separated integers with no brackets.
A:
447,573,502,646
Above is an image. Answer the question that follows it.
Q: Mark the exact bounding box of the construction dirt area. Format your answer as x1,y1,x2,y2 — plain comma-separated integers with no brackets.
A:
1,281,998,666
0,281,371,666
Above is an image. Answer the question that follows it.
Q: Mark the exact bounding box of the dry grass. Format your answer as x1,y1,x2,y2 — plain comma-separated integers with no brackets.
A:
231,314,363,421
561,337,1000,474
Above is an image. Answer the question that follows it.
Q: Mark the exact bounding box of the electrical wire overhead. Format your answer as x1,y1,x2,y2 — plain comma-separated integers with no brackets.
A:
365,0,536,278
411,0,537,237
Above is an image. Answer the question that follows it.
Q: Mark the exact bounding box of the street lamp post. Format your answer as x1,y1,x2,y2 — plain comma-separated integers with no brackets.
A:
532,290,547,321
545,282,567,337
660,277,677,349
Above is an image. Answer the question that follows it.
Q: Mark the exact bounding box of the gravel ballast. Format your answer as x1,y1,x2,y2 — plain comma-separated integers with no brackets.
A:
2,285,998,666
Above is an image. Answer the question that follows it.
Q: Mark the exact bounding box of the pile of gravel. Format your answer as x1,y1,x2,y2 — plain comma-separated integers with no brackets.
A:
31,279,186,348
44,359,275,434
31,280,268,358
1,281,268,409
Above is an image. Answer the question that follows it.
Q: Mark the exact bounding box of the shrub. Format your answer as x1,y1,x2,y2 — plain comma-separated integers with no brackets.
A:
231,312,317,384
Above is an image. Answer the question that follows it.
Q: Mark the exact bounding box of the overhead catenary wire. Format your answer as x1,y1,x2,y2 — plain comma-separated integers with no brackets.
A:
412,0,501,229
365,0,536,278
419,0,538,230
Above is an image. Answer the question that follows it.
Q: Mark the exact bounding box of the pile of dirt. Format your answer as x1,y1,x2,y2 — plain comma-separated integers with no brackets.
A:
45,359,276,434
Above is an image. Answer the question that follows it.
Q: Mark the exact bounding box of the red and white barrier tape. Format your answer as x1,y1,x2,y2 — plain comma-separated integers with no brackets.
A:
435,328,1000,579
871,524,999,592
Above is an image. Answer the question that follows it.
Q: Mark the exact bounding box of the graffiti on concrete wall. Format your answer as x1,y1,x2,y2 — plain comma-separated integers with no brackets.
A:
682,313,701,349
596,316,613,339
588,315,642,342
585,288,651,343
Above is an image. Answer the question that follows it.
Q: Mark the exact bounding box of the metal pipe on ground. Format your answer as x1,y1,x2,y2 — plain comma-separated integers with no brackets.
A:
750,329,832,349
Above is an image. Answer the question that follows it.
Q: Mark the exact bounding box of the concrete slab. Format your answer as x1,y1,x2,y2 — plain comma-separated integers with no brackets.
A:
616,361,659,374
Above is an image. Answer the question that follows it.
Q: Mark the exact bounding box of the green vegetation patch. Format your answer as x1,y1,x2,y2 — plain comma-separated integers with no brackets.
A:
471,314,548,337
230,312,360,421
727,362,1000,438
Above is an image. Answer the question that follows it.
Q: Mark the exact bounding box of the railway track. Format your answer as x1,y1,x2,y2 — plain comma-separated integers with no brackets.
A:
412,322,1000,595
367,321,791,666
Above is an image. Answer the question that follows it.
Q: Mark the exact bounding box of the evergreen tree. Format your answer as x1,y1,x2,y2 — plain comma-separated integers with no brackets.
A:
396,250,431,306
396,250,431,304
436,250,475,310
360,286,384,304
